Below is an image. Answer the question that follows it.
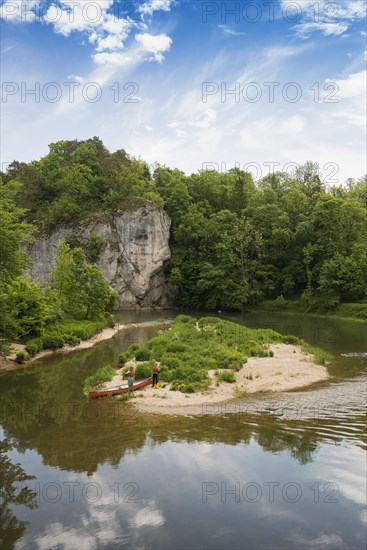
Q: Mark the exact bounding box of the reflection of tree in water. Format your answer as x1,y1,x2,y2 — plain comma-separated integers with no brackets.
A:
254,420,319,464
0,439,38,550
3,408,326,475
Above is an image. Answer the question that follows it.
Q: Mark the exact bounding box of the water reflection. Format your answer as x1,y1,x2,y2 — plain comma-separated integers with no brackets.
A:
0,311,366,549
0,439,38,549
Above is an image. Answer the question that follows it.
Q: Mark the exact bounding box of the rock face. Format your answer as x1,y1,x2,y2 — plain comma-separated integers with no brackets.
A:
27,202,172,308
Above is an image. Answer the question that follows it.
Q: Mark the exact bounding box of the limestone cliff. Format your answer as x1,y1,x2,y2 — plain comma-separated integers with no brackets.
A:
27,201,172,308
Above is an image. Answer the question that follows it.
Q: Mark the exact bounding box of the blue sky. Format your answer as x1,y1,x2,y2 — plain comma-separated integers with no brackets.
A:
1,0,366,183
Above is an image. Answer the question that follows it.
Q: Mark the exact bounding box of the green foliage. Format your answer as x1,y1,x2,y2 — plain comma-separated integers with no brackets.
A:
301,343,332,365
274,295,288,309
86,234,104,263
15,351,26,364
53,241,117,320
24,318,108,355
0,340,11,357
128,343,142,354
334,302,367,320
282,335,301,345
175,314,196,324
0,181,33,284
4,138,366,320
83,366,116,394
41,332,64,350
135,347,151,361
0,275,48,340
133,316,289,393
216,370,236,383
135,362,152,380
25,340,42,357
118,352,131,365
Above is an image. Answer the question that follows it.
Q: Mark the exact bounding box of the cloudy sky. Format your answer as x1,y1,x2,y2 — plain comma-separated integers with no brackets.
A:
1,0,366,183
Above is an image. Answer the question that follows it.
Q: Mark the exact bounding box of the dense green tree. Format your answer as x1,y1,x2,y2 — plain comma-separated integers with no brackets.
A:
0,276,48,340
3,139,366,313
53,242,117,320
0,181,33,284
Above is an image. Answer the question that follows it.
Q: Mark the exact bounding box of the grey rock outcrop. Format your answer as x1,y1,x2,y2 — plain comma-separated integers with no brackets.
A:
27,202,172,308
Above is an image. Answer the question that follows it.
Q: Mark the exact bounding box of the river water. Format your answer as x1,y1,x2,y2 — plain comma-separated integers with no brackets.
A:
1,311,366,550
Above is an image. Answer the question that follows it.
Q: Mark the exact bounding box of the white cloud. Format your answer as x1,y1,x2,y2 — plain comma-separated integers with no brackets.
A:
139,0,174,17
135,33,172,63
92,50,138,67
328,70,366,99
281,0,367,38
0,0,37,22
294,21,349,38
95,34,125,52
1,0,172,72
218,25,246,37
322,70,366,130
188,109,217,129
129,500,165,528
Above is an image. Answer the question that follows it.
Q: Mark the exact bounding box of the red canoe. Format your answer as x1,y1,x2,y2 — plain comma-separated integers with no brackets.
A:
89,377,153,399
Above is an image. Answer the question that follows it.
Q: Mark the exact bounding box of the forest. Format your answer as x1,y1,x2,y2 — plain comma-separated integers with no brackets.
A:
0,136,366,353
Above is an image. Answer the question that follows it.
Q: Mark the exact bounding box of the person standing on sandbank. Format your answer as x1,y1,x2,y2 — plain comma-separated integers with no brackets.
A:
127,366,135,389
152,360,160,387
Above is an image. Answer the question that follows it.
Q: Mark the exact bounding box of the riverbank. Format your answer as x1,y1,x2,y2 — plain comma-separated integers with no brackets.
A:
0,321,170,373
251,299,367,322
107,343,329,415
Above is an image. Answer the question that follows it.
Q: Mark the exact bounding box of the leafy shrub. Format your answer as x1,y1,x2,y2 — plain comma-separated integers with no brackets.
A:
83,366,116,394
215,347,247,370
274,294,288,309
86,234,104,262
0,341,11,357
160,354,182,369
135,362,152,380
127,343,142,354
15,351,26,364
166,342,189,353
41,333,64,350
106,314,116,328
216,370,236,383
118,352,131,365
171,378,211,393
175,315,196,324
135,347,151,361
64,334,80,346
25,339,42,357
282,335,301,345
198,316,221,329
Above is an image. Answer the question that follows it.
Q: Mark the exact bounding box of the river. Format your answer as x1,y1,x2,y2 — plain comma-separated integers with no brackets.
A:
1,310,366,550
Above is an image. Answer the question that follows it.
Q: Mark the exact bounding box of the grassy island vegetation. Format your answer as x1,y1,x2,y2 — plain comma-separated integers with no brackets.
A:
84,315,330,395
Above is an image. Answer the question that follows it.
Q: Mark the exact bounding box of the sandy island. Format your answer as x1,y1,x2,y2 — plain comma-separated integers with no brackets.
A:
105,343,329,415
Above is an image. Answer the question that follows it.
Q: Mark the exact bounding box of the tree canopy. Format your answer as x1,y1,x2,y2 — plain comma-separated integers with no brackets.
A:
1,137,366,316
